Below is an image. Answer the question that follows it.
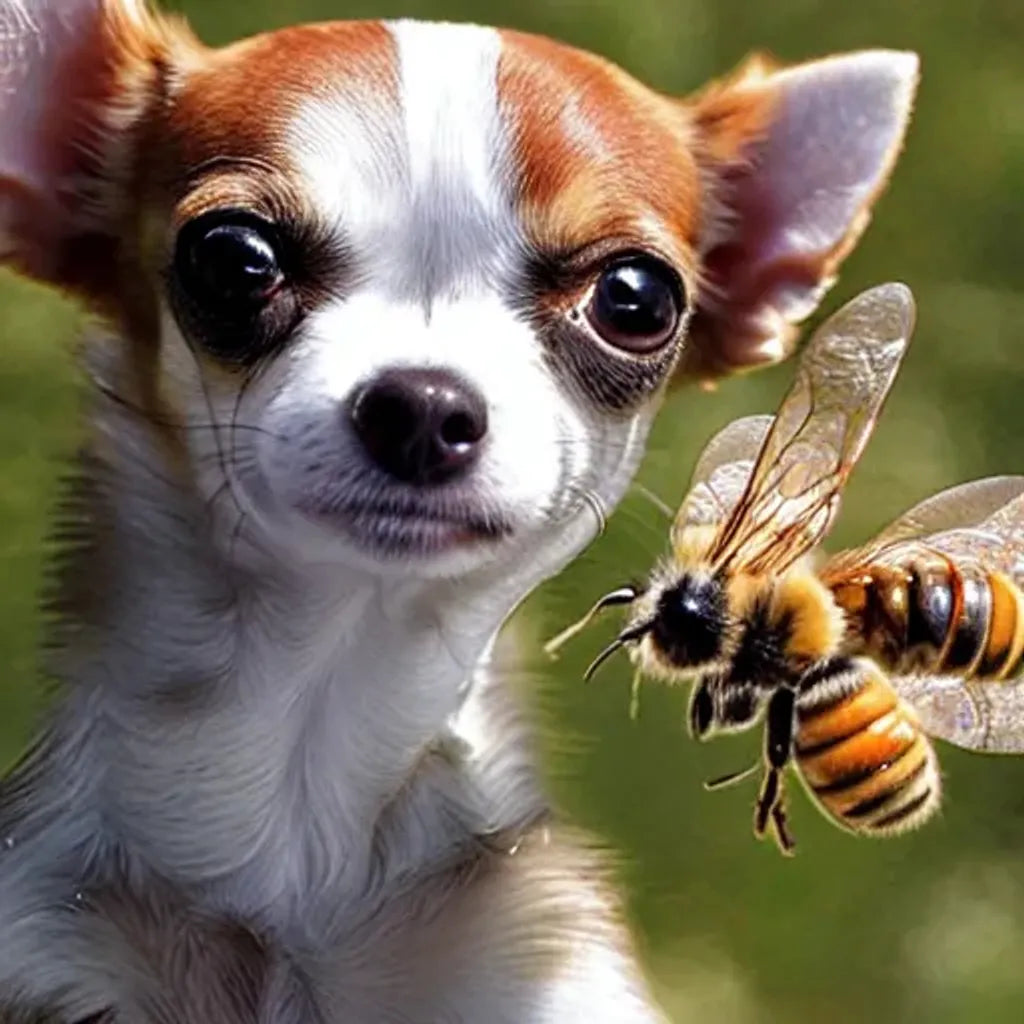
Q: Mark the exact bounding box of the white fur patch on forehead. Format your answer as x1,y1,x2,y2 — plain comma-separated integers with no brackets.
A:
287,65,405,253
390,21,505,212
290,20,520,303
387,19,520,298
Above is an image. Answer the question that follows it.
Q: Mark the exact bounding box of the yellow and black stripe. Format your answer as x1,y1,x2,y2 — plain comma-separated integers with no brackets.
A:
794,659,940,835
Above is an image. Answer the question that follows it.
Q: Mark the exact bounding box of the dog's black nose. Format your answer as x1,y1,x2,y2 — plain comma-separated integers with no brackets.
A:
350,368,488,485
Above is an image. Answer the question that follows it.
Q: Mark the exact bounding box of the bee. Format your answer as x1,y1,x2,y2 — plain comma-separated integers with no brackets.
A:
548,282,1024,854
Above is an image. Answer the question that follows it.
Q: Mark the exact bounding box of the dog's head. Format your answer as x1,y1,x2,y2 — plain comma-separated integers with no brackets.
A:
0,1,917,581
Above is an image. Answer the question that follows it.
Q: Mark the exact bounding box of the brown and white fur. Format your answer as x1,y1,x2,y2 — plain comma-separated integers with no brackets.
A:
0,2,918,1020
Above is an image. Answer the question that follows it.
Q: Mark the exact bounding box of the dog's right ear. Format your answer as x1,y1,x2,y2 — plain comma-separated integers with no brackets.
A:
681,50,919,383
0,0,193,302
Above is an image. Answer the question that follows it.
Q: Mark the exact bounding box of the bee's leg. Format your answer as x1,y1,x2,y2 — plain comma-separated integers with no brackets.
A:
770,800,797,856
763,686,796,769
696,677,767,788
753,767,782,838
628,666,647,721
754,687,797,852
704,763,760,791
687,674,716,739
690,674,759,737
754,768,797,855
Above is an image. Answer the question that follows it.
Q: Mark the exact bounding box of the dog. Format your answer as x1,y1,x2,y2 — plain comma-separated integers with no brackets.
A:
0,1,918,1020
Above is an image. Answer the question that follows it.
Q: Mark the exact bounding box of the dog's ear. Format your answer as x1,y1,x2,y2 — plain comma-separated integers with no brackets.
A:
682,50,919,382
0,0,194,303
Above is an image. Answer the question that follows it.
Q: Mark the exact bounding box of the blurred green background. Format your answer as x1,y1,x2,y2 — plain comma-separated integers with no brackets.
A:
2,1,1024,1021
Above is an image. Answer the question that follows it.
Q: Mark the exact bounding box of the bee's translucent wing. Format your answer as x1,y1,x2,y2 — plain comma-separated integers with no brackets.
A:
824,477,1024,578
924,492,1024,585
895,675,1024,754
706,283,916,575
892,491,1024,583
671,415,774,535
876,477,1024,548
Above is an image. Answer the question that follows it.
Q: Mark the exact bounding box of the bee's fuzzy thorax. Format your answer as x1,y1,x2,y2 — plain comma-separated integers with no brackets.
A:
770,568,847,665
724,570,770,622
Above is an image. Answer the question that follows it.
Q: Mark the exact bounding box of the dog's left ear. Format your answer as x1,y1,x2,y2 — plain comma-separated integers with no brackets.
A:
0,0,193,305
683,50,919,382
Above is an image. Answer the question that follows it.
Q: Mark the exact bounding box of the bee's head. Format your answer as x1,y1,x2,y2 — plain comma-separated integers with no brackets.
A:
646,571,731,672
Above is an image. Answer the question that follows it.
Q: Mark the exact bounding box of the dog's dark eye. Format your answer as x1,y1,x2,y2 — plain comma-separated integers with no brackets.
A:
175,215,284,316
172,212,302,364
586,257,684,353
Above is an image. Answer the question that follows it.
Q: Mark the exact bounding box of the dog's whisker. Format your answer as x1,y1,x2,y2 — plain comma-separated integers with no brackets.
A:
95,381,286,442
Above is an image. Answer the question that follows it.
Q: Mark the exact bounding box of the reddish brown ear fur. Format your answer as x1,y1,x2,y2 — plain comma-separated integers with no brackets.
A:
690,53,779,166
679,49,919,384
680,56,782,385
0,0,195,306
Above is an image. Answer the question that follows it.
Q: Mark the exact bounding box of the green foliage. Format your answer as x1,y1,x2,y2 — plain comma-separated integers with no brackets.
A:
3,1,1023,1019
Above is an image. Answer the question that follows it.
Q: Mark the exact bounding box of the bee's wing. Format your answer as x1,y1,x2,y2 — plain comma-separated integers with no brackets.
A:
671,415,774,534
929,492,1024,584
895,675,1024,754
696,283,916,575
823,477,1024,577
894,491,1024,583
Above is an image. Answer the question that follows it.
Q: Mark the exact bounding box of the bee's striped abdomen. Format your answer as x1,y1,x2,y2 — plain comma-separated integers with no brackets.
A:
976,571,1024,679
903,563,956,660
931,567,990,674
794,659,940,835
832,559,1024,683
909,563,1024,680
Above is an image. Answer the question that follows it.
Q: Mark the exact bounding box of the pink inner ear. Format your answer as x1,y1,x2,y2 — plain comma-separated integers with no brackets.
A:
0,0,110,275
695,50,919,375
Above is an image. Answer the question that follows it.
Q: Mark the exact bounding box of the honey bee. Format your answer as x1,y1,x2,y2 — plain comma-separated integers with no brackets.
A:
549,282,1024,854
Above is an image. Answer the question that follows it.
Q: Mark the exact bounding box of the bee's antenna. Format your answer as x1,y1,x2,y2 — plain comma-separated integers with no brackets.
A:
543,586,640,659
703,763,760,791
582,618,653,682
582,638,627,682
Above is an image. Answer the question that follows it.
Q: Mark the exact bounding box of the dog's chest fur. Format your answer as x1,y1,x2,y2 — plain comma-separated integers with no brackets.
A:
1,664,652,1023
0,447,654,1021
42,822,618,1024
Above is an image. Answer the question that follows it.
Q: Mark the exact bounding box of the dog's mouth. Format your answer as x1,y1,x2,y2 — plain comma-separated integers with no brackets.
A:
297,491,514,558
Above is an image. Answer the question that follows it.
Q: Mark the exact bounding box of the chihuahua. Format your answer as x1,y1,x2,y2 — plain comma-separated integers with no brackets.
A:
0,1,918,1020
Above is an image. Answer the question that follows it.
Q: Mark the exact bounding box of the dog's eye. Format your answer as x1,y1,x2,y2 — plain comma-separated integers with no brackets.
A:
175,215,284,315
586,257,684,353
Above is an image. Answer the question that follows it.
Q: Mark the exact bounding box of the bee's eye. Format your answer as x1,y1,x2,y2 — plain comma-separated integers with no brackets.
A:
586,256,684,353
175,214,284,317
